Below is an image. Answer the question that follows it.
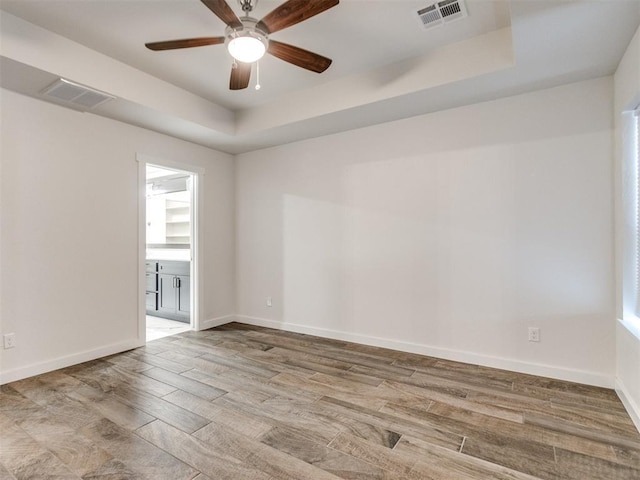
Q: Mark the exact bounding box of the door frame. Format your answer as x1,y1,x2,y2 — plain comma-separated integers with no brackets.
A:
137,154,204,342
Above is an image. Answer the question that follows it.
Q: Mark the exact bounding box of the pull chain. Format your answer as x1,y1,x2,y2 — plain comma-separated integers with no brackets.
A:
255,61,261,90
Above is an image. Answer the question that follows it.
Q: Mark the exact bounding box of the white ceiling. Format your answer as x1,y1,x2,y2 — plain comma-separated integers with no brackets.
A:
1,0,639,154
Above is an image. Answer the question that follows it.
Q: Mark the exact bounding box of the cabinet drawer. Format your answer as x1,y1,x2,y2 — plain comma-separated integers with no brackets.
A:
145,273,157,292
158,260,190,276
145,292,157,309
145,261,158,273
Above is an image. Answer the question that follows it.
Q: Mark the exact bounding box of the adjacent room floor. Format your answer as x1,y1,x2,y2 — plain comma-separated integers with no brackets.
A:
146,315,191,342
1,323,639,479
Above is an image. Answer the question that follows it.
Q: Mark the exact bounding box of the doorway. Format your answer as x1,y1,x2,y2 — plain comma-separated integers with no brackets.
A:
138,157,202,342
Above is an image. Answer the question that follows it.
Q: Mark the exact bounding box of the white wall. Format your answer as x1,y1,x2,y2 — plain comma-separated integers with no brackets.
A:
0,89,235,383
614,24,640,430
236,77,615,387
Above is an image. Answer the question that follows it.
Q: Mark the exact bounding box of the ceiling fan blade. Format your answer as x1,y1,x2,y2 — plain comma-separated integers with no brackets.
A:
268,40,332,73
230,62,252,90
201,0,242,28
145,36,225,51
257,0,339,34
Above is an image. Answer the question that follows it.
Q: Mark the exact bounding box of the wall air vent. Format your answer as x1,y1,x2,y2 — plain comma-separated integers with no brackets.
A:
40,78,115,111
417,0,468,29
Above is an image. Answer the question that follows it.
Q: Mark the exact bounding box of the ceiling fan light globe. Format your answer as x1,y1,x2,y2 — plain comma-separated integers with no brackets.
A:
228,36,266,63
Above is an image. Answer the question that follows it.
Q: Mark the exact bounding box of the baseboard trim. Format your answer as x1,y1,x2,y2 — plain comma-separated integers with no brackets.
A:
200,314,235,330
2,315,615,390
235,315,614,388
616,378,640,434
0,338,144,385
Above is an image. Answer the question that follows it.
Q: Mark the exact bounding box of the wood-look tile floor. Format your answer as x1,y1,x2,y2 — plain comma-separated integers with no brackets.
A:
1,323,639,480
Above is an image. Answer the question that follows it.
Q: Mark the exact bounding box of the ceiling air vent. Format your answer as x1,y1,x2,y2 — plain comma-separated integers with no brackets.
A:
417,0,468,29
40,78,115,111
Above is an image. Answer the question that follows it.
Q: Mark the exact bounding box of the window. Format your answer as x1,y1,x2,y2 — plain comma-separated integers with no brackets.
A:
623,106,640,338
635,109,640,316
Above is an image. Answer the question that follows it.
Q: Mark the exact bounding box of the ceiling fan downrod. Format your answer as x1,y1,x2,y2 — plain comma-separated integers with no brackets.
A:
239,0,256,15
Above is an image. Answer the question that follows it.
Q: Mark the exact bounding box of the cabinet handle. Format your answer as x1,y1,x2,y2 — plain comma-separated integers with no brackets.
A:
177,277,181,289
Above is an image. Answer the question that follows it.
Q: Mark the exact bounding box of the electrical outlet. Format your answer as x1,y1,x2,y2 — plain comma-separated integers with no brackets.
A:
528,327,540,342
3,333,16,349
266,296,272,307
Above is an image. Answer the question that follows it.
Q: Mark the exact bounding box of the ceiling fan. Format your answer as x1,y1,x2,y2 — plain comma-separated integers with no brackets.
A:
145,0,339,90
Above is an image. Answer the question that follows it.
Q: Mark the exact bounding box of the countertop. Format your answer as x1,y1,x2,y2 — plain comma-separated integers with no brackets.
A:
146,248,190,262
